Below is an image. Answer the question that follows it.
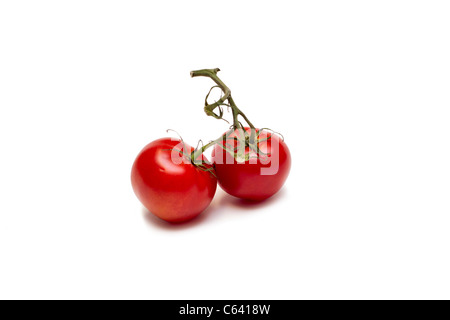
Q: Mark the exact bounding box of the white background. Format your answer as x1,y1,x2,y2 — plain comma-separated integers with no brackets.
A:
1,1,449,300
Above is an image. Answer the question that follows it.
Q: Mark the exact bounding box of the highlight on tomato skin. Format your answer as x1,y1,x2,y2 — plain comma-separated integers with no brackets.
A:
131,138,217,223
211,128,291,201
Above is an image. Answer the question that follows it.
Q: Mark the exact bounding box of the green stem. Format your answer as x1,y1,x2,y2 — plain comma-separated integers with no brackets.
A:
190,68,261,164
190,68,231,120
191,129,234,164
190,68,256,143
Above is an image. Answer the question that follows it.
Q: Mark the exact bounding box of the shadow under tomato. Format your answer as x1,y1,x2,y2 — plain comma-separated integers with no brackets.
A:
142,205,213,231
218,188,287,211
142,187,288,230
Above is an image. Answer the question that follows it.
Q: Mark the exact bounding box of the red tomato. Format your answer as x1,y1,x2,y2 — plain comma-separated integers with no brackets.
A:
212,128,291,201
131,138,217,223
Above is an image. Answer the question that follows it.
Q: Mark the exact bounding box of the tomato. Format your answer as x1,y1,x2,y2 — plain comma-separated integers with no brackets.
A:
211,128,291,201
131,138,217,223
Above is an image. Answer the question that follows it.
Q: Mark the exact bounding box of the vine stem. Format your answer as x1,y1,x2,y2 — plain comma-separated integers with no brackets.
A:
190,68,257,144
189,68,264,166
191,129,234,163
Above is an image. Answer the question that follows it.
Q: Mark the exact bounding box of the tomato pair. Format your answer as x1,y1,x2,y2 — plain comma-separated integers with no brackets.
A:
131,68,291,223
131,127,291,223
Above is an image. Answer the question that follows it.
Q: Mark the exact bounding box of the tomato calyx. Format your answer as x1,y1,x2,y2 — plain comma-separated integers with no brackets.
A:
163,145,217,178
191,127,284,167
162,129,217,177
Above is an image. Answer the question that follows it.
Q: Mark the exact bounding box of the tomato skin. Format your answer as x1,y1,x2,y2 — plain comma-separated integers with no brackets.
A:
131,138,217,223
212,128,291,201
